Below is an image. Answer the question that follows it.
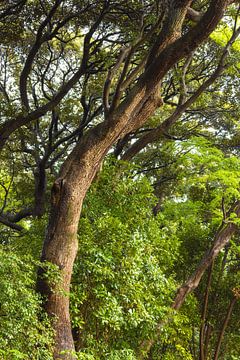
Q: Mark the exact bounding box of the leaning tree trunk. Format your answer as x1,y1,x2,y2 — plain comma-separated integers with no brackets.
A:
37,86,163,359
36,1,229,358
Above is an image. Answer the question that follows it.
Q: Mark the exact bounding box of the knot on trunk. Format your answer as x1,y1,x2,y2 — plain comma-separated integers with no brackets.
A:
52,178,65,206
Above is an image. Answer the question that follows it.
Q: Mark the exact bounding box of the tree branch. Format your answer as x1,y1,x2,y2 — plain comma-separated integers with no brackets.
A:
0,2,109,152
187,7,203,22
121,24,240,161
199,262,214,360
0,215,24,231
103,46,130,115
19,0,63,110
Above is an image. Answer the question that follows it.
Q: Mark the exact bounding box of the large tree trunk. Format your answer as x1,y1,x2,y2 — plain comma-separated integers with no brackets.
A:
36,1,229,358
37,88,162,359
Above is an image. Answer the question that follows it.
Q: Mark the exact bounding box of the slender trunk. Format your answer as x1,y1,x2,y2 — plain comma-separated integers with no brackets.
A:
199,262,214,360
213,297,236,360
191,326,197,359
204,324,213,359
34,162,46,217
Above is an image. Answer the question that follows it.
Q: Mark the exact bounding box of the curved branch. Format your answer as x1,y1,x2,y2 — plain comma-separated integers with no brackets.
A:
0,215,24,231
19,0,63,109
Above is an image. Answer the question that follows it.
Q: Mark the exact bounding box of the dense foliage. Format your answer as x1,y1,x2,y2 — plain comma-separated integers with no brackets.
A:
2,147,240,358
0,248,53,359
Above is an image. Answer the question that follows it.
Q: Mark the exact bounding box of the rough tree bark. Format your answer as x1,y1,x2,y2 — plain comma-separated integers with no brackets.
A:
35,1,230,358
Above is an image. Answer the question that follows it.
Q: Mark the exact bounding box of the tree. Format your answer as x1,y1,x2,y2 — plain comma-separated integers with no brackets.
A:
0,1,240,358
